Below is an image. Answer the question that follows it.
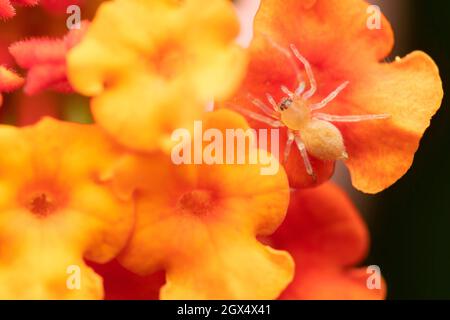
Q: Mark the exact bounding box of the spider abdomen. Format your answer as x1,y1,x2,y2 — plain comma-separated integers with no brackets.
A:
300,119,347,161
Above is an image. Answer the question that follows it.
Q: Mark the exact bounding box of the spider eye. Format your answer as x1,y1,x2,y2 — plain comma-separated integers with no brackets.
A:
279,98,292,111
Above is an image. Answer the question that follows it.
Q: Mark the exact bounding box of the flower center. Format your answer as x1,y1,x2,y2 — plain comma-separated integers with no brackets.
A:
177,190,214,216
26,192,57,217
151,41,185,80
19,182,67,218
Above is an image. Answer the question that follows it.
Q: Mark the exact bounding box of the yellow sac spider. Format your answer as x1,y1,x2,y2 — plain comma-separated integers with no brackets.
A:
237,38,390,179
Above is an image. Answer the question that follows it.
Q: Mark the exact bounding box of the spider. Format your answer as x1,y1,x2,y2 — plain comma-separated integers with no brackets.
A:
236,38,390,180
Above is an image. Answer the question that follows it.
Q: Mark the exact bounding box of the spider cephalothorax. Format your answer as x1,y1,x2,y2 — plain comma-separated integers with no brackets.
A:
238,38,390,179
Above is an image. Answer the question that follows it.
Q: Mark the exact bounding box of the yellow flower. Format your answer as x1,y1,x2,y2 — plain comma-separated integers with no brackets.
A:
0,118,133,299
108,110,294,299
68,0,247,152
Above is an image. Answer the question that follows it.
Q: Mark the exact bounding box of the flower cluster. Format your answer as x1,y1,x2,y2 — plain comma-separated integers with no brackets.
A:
0,0,443,299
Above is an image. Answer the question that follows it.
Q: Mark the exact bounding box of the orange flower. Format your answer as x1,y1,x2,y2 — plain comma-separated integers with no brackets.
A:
0,66,23,106
108,109,294,299
271,183,385,300
68,0,247,152
0,118,133,299
226,0,443,193
9,21,89,95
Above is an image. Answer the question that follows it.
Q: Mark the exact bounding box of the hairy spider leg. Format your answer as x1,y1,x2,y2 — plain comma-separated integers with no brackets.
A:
284,130,295,164
266,93,280,112
314,113,391,122
237,107,283,127
263,35,306,97
281,85,294,98
290,44,317,100
248,93,280,118
310,81,350,111
282,82,305,99
295,82,306,96
294,134,316,180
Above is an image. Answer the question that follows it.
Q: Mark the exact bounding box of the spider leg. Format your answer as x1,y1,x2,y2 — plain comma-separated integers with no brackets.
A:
266,93,280,112
313,113,391,122
264,35,302,86
290,44,317,100
281,85,294,98
236,107,284,128
310,81,350,111
295,82,306,96
247,93,280,118
294,134,316,181
284,130,295,164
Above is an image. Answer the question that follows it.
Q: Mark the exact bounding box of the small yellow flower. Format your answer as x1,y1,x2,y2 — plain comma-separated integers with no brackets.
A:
68,0,247,152
0,118,134,299
109,110,294,300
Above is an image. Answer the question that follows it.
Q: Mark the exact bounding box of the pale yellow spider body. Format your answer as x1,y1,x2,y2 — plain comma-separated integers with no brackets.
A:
279,98,346,161
279,98,310,130
237,39,389,179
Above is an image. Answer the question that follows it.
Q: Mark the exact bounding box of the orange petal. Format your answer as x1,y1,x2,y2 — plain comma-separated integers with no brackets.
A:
283,128,335,188
274,183,368,265
109,109,294,299
253,0,393,63
231,0,394,111
329,52,444,193
280,264,386,300
272,183,385,299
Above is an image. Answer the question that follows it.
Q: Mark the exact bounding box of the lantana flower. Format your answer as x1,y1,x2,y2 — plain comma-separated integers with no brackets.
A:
107,109,294,299
0,118,134,299
9,21,89,95
68,0,247,152
226,0,443,193
272,183,386,300
0,65,23,106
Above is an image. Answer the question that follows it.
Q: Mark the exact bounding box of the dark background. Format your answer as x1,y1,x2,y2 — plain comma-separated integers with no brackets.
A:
365,0,450,299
